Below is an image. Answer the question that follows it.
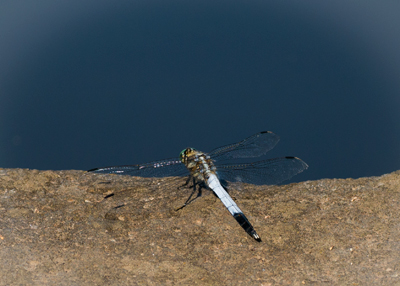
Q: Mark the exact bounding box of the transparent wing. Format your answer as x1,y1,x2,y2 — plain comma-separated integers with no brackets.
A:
216,157,308,185
88,158,188,178
208,131,280,161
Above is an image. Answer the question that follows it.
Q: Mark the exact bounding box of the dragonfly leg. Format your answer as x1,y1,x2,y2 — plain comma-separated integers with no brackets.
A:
175,178,203,211
178,175,194,189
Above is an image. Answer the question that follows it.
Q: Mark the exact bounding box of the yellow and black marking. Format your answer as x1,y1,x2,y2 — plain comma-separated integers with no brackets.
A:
179,148,216,184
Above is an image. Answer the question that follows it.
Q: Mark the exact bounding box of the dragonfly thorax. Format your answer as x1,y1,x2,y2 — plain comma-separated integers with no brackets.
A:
180,148,216,183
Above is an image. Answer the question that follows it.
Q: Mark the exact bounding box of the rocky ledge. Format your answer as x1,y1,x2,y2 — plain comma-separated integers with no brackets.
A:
0,168,399,285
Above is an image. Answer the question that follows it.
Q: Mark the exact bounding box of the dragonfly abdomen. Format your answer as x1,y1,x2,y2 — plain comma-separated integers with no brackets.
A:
207,173,261,242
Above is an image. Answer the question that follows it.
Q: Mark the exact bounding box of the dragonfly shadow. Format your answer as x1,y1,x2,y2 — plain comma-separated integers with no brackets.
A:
90,176,203,221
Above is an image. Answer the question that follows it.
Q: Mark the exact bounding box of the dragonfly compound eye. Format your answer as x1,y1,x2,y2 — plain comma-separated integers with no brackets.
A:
179,149,188,162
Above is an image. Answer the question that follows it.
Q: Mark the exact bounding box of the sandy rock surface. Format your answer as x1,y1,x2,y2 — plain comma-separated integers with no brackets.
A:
0,168,399,285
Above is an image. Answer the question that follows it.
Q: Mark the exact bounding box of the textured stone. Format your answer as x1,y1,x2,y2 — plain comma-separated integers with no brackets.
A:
0,168,399,285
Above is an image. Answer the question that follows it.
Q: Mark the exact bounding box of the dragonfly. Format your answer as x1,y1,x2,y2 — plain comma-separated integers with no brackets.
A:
88,131,308,242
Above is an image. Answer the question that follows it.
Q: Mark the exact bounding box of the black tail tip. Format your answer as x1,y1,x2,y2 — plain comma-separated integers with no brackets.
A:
233,213,262,242
252,232,262,242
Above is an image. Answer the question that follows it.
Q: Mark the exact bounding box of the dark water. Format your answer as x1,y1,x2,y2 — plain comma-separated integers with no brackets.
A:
1,1,399,182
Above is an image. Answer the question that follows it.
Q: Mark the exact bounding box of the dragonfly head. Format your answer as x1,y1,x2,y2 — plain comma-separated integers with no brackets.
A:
179,148,196,162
